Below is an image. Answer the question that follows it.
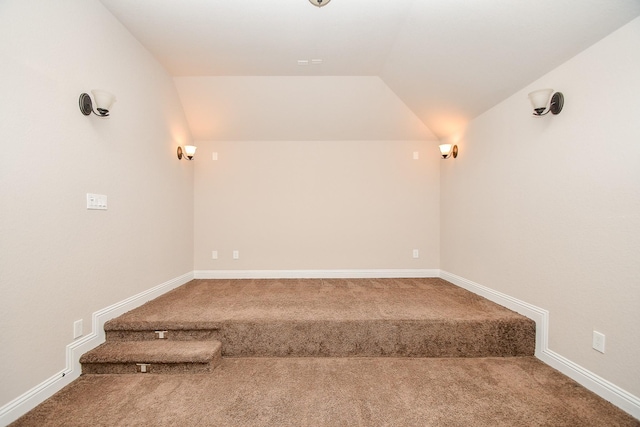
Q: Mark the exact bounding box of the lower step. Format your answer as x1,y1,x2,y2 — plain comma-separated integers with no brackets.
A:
80,340,222,374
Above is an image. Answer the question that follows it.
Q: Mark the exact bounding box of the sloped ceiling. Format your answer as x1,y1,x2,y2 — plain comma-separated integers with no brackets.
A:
100,0,640,139
174,76,436,141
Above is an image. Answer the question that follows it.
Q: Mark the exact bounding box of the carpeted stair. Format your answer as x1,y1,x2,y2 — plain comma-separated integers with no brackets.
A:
79,278,536,375
103,318,533,358
80,339,222,374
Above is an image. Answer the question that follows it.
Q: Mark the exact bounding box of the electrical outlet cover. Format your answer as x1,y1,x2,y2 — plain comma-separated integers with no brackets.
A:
593,331,605,353
73,319,83,339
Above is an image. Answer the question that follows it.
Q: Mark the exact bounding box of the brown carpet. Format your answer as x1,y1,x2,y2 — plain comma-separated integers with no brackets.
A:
12,357,638,426
10,278,639,425
104,278,535,357
106,278,526,323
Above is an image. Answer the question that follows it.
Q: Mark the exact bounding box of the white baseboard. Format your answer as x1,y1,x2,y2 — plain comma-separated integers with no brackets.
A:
194,269,440,279
439,271,549,357
0,272,194,426
440,270,640,420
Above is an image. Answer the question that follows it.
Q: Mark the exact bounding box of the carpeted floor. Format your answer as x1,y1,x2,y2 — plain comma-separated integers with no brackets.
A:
105,278,528,324
10,278,640,425
12,357,638,426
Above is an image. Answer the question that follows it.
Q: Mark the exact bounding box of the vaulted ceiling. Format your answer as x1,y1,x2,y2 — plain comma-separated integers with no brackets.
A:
100,0,640,139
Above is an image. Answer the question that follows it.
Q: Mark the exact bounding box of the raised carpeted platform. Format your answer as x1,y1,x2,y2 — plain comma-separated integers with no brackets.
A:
104,278,536,357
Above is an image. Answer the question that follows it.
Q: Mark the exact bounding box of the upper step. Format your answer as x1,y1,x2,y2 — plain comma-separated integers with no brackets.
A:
102,318,535,358
101,278,536,358
80,340,222,374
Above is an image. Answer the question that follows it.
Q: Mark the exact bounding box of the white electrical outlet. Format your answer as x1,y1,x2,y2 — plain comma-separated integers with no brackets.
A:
413,249,419,259
593,331,605,353
413,151,419,160
233,250,239,260
86,193,107,210
212,152,218,161
73,319,83,339
212,250,218,260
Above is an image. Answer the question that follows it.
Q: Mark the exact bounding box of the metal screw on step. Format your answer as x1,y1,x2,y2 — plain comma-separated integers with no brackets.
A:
155,331,168,339
136,363,151,373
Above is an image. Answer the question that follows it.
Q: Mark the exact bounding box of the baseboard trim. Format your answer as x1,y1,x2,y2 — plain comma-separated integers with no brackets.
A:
0,271,194,426
194,269,440,279
440,270,640,420
439,271,548,356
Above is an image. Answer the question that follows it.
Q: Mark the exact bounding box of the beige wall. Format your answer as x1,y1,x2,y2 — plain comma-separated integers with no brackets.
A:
440,17,640,396
187,76,441,272
0,0,194,406
194,139,440,271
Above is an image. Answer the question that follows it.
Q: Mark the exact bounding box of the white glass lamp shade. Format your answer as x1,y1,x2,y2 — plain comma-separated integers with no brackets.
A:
184,145,197,159
528,89,553,115
91,90,116,115
439,144,452,157
309,0,331,7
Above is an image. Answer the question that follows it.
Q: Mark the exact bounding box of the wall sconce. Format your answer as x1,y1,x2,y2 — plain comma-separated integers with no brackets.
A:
439,144,458,159
79,90,116,117
528,89,564,116
177,145,197,160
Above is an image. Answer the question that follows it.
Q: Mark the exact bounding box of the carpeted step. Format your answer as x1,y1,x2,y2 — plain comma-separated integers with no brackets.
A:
106,327,220,342
103,318,534,358
101,279,536,358
219,318,535,357
80,340,222,374
104,326,220,341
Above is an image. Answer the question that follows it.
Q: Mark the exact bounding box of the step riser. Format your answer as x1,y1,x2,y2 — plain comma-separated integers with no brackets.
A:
220,321,535,357
105,320,535,358
82,361,219,375
106,330,219,342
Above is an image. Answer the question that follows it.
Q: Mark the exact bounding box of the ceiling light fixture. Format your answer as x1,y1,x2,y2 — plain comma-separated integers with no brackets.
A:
439,144,458,159
177,145,197,161
309,0,331,7
528,89,564,116
79,90,116,117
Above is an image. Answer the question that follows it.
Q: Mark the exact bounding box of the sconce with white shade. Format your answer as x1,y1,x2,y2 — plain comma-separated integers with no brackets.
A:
177,145,197,161
528,89,564,116
439,144,458,159
79,90,116,117
309,0,331,7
